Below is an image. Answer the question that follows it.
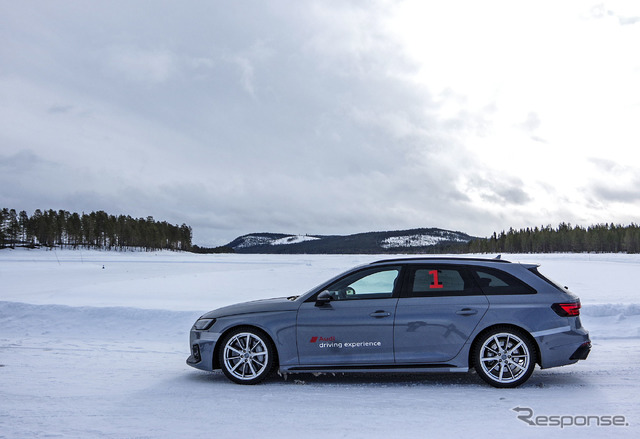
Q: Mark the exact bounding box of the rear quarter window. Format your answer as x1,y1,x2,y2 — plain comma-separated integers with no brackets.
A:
528,267,567,293
472,267,537,295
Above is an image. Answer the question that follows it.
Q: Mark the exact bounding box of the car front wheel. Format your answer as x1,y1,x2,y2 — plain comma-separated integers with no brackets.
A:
473,327,536,388
219,328,275,384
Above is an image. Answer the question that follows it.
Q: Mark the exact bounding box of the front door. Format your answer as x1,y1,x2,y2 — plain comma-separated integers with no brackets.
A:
296,266,402,365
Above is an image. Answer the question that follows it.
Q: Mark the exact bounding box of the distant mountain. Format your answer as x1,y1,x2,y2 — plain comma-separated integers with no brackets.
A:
225,228,474,254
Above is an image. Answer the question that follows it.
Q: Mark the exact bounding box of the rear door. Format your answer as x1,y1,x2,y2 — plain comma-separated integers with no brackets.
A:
394,265,489,363
296,266,402,365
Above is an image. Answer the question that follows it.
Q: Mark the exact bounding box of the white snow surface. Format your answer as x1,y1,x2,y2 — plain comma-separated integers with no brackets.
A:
1,249,640,438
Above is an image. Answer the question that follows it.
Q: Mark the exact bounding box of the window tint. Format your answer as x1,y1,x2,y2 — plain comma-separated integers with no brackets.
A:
472,268,536,295
409,267,480,297
528,267,567,292
326,268,400,300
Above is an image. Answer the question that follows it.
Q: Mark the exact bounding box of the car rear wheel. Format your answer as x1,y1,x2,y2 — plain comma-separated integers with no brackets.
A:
219,328,275,384
473,327,536,388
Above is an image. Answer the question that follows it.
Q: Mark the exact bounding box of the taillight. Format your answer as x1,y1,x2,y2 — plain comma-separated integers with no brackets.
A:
552,302,581,317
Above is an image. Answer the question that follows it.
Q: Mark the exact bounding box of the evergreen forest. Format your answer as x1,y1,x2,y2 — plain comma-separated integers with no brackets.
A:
466,223,640,254
0,208,192,251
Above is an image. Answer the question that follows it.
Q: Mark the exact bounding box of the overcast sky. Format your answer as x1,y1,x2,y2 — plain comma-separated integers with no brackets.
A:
1,0,639,245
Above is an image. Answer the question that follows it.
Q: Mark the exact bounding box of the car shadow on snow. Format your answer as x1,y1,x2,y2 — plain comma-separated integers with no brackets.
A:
282,372,483,387
184,369,484,387
184,368,591,389
524,370,593,388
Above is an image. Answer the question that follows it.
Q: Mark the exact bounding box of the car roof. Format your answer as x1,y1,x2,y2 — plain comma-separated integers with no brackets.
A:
369,256,511,265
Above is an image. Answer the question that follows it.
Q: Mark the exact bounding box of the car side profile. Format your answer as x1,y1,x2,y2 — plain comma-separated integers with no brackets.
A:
187,257,591,388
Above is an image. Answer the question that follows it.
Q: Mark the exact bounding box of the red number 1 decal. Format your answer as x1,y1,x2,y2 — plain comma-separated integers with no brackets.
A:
429,270,443,289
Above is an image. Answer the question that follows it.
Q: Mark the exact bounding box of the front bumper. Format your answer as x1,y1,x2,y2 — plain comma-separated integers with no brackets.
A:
187,344,201,364
186,329,221,371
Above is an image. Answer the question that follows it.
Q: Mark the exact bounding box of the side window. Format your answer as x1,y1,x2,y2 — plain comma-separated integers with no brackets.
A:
409,266,480,297
473,268,536,295
326,268,400,300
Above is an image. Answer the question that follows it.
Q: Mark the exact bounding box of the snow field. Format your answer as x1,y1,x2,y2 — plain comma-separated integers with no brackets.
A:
1,249,639,438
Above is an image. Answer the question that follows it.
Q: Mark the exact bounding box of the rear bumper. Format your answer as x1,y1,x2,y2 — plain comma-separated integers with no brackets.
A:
536,326,590,369
569,341,591,360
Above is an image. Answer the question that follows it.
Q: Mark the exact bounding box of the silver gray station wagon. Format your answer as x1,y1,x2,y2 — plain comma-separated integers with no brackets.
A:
187,257,591,387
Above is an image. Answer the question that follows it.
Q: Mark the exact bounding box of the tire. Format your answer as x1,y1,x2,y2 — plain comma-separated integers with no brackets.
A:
472,327,536,388
218,327,276,385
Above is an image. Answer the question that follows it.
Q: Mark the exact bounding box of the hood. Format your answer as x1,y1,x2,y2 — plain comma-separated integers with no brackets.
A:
201,296,300,319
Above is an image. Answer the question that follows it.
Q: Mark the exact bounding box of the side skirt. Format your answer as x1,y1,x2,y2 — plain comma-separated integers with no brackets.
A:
280,364,469,374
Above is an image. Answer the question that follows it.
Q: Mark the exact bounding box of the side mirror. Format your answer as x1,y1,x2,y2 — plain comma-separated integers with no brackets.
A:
315,290,333,307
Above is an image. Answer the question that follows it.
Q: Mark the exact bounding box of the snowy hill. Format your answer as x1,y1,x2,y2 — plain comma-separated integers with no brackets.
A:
227,228,473,253
231,233,321,249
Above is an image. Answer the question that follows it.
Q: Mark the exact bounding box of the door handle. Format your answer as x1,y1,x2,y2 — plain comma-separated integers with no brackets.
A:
369,310,391,318
456,308,478,316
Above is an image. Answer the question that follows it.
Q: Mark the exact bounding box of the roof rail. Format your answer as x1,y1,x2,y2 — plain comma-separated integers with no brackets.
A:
370,256,511,264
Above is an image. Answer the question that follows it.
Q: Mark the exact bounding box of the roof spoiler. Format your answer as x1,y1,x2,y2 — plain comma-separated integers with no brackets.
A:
371,256,511,264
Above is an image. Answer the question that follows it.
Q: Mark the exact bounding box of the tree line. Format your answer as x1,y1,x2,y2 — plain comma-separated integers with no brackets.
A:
2,208,639,254
0,208,192,251
466,223,640,254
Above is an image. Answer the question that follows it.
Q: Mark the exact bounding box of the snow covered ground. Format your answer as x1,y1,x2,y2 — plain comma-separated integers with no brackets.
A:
1,249,639,438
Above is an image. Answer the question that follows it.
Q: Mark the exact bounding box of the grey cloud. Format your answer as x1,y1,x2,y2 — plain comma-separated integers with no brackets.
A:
0,150,40,170
591,185,640,203
521,112,541,132
466,175,532,206
586,158,640,203
482,186,532,205
530,136,547,143
497,187,532,205
589,5,640,26
589,4,607,19
103,46,177,84
520,112,547,143
588,157,623,173
47,104,74,114
618,16,640,25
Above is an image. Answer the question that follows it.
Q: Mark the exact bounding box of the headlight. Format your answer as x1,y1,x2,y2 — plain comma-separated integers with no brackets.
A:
193,318,216,330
